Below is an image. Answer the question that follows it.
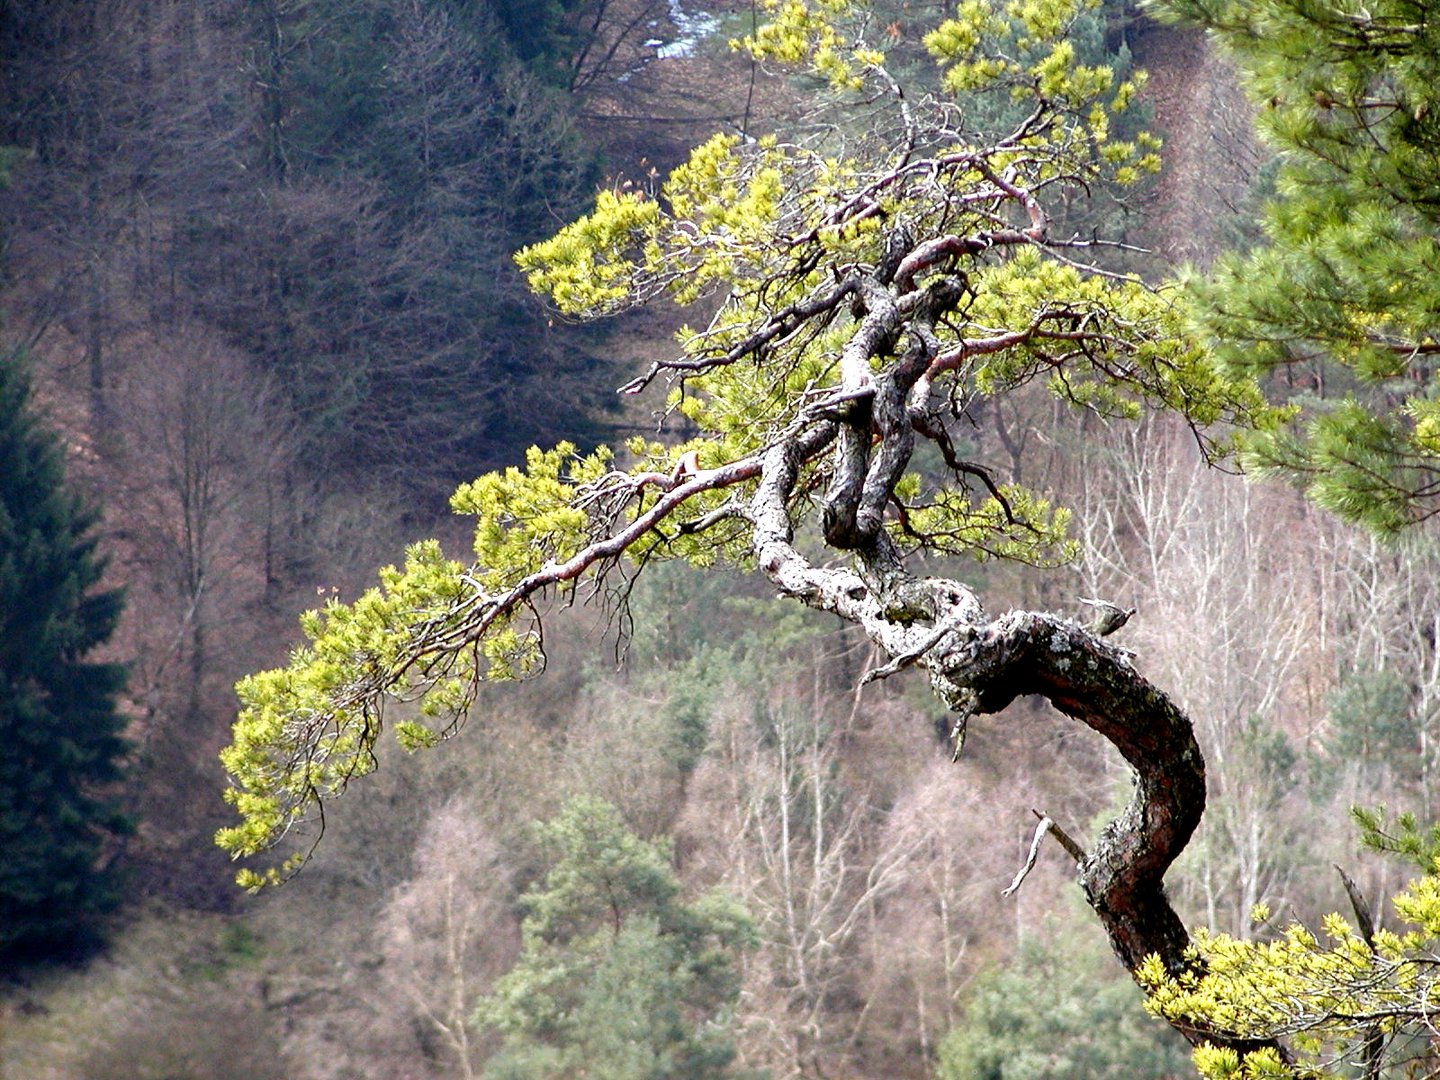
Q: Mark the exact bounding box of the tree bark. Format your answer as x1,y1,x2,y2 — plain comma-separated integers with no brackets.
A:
751,428,1284,1058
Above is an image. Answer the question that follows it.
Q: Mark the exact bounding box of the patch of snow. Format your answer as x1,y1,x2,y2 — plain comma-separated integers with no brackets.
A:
654,0,720,60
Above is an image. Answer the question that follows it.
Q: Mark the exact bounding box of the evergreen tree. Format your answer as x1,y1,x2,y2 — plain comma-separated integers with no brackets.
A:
219,0,1287,1062
474,796,756,1080
937,926,1191,1080
1118,9,1440,1073
1152,0,1440,531
489,0,590,81
0,351,129,962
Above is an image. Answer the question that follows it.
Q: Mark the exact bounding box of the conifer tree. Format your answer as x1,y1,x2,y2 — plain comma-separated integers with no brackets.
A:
474,796,755,1080
0,351,129,962
1100,9,1440,1075
218,0,1285,1061
1152,0,1440,531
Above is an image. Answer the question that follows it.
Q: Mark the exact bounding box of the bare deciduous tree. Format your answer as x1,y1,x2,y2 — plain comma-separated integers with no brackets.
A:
377,798,520,1080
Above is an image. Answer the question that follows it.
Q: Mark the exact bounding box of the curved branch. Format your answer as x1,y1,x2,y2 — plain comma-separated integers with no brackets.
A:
930,613,1201,971
751,431,1283,1058
618,275,860,395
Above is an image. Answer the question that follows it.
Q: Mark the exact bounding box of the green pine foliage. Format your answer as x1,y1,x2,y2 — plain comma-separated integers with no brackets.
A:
1139,806,1440,1079
1113,6,1440,1070
1319,667,1418,780
473,796,757,1080
217,0,1281,883
1151,0,1440,532
937,927,1192,1080
0,351,129,963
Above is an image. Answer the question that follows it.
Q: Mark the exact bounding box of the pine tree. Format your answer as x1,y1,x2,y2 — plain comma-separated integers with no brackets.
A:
1152,0,1440,531
938,926,1191,1080
0,351,129,962
219,0,1287,1060
474,796,756,1080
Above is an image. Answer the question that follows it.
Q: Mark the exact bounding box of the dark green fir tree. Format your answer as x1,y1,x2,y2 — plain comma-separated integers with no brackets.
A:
0,351,129,963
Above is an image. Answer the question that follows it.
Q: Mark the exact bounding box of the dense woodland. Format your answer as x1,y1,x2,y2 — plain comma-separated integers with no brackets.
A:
4,1,1440,1078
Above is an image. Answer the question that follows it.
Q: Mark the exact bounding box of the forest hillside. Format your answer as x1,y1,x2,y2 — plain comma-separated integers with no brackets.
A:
4,2,1438,1079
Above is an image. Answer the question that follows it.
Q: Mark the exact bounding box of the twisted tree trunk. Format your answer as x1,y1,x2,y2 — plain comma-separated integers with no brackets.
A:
749,314,1283,1060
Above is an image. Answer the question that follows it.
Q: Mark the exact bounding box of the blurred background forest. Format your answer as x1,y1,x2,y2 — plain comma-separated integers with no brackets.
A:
1,1,1434,1078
